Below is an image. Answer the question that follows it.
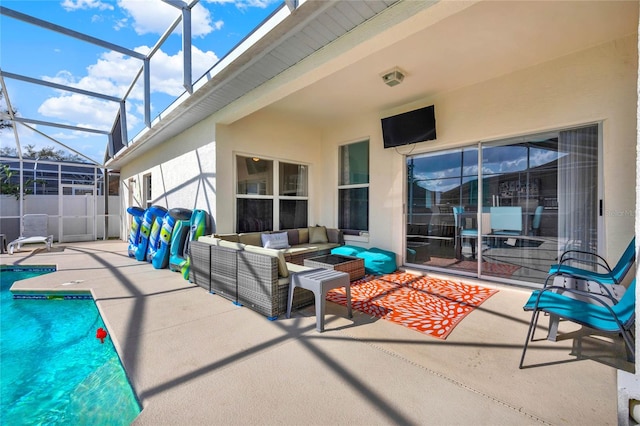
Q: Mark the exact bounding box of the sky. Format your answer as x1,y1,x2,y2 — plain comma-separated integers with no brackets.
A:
410,143,562,193
0,0,282,165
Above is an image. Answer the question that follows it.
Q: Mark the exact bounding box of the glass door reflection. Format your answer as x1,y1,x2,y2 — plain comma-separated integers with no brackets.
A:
406,147,478,270
406,124,599,286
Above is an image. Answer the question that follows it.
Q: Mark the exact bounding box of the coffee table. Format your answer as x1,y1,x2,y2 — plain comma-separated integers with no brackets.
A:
304,254,365,281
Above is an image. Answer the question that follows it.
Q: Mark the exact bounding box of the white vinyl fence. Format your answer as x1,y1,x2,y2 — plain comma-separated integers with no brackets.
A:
0,194,121,243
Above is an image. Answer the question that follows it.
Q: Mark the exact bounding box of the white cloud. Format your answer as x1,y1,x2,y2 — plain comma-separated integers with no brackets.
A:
117,0,217,38
113,18,128,31
42,53,138,100
86,50,146,92
204,0,278,9
61,0,114,12
241,0,277,8
38,93,120,131
147,46,219,96
38,44,217,133
27,0,249,161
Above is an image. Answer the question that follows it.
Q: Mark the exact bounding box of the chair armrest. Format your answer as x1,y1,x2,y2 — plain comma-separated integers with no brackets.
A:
559,250,612,273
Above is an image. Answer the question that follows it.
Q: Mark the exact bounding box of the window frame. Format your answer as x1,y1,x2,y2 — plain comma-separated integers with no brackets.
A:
143,173,152,208
235,154,309,232
337,140,370,235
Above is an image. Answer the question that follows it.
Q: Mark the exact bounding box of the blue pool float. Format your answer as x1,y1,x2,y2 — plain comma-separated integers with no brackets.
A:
145,206,168,262
182,209,211,280
126,207,145,258
134,205,165,262
151,213,177,270
168,208,193,272
170,209,210,277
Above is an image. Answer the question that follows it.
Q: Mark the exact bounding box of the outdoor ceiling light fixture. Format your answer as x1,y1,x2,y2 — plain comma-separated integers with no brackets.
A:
381,67,405,87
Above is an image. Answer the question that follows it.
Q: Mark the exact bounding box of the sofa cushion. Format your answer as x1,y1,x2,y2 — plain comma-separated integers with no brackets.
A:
261,231,290,249
215,233,239,242
297,228,308,244
326,228,342,244
198,235,219,245
244,245,289,278
286,229,299,246
296,243,339,252
287,263,314,274
238,232,262,247
309,226,328,244
218,239,245,250
282,246,315,256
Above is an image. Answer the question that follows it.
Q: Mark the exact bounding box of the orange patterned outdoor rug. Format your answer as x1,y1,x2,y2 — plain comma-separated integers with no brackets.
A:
326,272,498,340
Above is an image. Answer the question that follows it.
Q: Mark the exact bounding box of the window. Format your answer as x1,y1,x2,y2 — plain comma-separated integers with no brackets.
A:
338,140,369,235
279,162,308,229
236,156,308,232
143,173,152,208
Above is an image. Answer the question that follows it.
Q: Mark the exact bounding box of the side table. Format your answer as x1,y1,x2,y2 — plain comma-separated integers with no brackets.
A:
286,268,352,332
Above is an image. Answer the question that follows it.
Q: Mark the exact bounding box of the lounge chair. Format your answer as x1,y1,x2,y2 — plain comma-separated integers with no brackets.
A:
547,237,636,287
519,278,636,368
7,214,54,254
538,239,635,341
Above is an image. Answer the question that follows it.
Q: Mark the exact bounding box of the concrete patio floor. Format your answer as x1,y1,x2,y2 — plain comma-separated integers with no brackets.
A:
2,240,633,425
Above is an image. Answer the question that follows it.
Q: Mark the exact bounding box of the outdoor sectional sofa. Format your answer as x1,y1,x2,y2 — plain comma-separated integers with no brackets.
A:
189,226,344,319
211,226,344,265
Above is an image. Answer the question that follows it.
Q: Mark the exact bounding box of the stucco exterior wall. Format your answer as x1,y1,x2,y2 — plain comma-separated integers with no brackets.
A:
119,34,636,267
322,34,637,262
119,115,218,230
215,110,323,234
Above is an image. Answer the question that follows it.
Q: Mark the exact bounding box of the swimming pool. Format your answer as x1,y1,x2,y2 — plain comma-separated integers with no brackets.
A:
1,266,140,425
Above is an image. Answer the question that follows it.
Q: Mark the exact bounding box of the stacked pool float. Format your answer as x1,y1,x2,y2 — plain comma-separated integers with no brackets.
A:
126,206,211,280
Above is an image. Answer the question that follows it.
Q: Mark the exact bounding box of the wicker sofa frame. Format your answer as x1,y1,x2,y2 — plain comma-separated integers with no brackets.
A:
237,250,314,318
190,240,317,319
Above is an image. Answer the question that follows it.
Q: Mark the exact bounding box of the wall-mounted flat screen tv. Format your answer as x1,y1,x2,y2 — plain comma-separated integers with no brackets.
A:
381,105,436,149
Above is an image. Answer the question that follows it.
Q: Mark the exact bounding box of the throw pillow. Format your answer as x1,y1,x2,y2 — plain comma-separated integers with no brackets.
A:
308,226,328,244
261,232,290,249
286,229,299,246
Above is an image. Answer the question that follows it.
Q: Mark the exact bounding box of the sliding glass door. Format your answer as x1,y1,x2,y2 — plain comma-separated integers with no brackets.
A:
405,124,599,285
406,147,479,270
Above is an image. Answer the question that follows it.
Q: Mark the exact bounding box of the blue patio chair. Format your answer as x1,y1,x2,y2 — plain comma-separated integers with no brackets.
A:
529,205,543,236
547,237,635,287
490,206,523,236
453,206,478,259
519,278,636,368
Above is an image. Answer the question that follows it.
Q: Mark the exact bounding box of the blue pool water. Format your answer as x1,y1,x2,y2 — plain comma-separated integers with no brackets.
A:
0,266,140,425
